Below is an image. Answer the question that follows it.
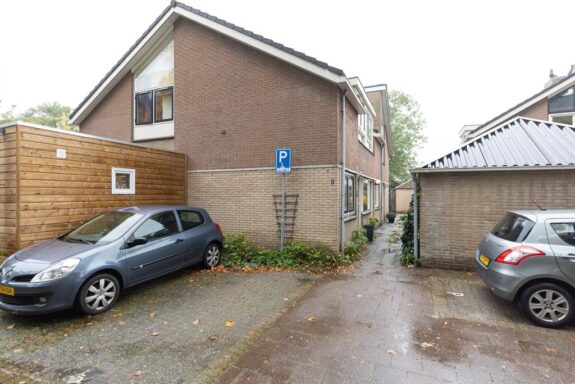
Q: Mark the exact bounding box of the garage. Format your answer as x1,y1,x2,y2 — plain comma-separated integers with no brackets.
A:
411,117,575,270
0,122,187,258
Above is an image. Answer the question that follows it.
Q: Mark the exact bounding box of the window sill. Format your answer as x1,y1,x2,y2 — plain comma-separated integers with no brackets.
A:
358,139,375,155
361,210,372,216
344,214,357,223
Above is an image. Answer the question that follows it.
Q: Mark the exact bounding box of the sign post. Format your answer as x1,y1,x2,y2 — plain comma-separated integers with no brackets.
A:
276,148,291,251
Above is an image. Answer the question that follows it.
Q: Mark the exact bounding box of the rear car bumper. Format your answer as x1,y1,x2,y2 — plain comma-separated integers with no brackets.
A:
475,253,523,301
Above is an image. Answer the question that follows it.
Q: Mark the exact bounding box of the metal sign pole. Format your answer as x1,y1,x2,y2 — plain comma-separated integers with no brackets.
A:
280,173,286,251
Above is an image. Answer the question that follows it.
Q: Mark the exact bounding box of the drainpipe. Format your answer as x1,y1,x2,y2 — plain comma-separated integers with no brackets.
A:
380,141,384,223
412,172,420,265
339,89,347,254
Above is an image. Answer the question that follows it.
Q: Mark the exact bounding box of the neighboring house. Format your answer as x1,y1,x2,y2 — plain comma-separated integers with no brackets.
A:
460,66,575,142
393,180,413,214
69,2,391,252
412,117,575,270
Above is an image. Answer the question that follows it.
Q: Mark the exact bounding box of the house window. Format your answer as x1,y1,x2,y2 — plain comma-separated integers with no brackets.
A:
112,168,136,195
358,113,374,151
134,40,174,141
344,173,355,215
362,178,373,212
549,113,575,125
549,87,575,114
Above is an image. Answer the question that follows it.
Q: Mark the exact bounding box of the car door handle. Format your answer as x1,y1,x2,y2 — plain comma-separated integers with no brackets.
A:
175,239,184,244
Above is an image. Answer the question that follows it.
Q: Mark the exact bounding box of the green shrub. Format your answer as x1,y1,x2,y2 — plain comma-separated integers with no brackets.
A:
400,195,420,267
386,212,396,223
344,228,368,257
222,234,354,272
368,217,380,227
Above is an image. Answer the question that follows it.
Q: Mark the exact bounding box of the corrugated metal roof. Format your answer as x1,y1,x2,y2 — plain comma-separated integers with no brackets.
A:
420,117,575,170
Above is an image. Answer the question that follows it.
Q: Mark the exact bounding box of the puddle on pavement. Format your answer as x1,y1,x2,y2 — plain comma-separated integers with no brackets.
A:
413,317,470,363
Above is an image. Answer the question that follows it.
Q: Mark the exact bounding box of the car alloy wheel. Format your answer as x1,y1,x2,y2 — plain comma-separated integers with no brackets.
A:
528,289,569,324
520,282,574,328
204,244,221,268
78,273,120,315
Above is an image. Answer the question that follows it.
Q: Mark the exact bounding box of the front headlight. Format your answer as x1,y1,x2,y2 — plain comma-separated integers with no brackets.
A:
31,258,80,282
0,255,14,269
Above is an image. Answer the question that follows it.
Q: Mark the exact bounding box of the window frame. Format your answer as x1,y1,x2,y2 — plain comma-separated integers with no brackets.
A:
357,113,375,152
177,210,205,232
135,91,153,126
132,210,181,242
375,182,381,208
111,167,136,195
549,112,575,125
344,173,356,216
361,178,373,214
153,86,174,124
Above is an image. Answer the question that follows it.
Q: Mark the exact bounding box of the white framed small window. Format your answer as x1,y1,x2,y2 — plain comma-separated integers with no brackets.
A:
361,178,373,213
549,113,575,125
112,167,136,195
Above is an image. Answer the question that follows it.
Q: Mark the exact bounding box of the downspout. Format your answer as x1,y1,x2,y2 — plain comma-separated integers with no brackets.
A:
339,89,347,254
380,141,384,223
412,172,420,265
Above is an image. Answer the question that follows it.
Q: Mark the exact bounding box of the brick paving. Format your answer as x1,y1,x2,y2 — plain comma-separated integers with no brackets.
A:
218,222,575,384
0,267,314,384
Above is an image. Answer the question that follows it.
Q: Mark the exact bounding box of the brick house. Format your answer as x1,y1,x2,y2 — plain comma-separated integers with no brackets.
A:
411,66,575,269
69,2,391,252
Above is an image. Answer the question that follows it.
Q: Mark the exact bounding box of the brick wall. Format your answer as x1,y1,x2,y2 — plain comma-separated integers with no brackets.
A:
173,18,339,170
419,170,575,270
515,98,548,121
188,167,340,250
139,139,175,151
80,73,133,141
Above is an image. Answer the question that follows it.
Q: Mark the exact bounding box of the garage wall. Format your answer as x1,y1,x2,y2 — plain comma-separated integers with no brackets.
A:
395,188,413,214
16,124,187,249
0,126,18,256
419,170,575,270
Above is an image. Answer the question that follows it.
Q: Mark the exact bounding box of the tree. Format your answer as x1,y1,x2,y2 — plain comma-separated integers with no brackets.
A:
0,101,77,131
389,90,426,186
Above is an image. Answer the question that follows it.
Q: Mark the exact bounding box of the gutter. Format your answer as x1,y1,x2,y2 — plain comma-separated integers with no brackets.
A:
339,89,347,253
412,165,575,174
411,172,420,265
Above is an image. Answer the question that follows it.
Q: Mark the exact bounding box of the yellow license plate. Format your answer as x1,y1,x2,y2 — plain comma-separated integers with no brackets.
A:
0,285,14,296
480,255,490,267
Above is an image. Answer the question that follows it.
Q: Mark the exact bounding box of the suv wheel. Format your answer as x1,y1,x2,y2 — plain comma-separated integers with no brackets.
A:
77,274,120,315
519,282,574,328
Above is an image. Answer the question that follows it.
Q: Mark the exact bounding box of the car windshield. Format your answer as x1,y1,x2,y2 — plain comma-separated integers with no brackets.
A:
62,212,143,245
491,214,535,242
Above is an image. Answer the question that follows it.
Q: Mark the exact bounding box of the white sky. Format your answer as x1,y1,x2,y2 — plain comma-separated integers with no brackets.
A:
1,0,574,165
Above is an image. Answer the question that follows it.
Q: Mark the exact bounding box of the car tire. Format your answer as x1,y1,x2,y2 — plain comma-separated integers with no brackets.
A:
202,243,221,269
77,273,121,315
519,282,575,328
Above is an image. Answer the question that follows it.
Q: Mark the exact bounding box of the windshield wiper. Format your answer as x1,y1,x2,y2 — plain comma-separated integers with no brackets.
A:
67,237,94,245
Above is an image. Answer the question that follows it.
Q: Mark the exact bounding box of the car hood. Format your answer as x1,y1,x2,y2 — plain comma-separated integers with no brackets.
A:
13,239,101,265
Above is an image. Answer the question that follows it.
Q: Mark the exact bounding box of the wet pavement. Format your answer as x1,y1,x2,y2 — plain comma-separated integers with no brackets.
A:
0,266,315,384
218,222,575,384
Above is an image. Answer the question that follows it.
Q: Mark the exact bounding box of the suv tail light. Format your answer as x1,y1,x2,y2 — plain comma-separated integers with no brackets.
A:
494,246,544,265
214,223,222,234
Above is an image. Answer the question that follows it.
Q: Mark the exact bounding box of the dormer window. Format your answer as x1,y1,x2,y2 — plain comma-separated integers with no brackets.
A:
133,40,174,141
549,86,575,125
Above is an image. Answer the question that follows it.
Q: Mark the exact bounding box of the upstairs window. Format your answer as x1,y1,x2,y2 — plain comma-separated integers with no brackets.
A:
134,40,174,129
549,87,575,114
358,113,374,151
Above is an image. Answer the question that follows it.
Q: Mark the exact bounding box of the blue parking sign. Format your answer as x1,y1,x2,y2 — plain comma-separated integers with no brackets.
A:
276,148,291,174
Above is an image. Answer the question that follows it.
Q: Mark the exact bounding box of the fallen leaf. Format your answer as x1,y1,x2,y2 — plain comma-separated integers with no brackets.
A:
387,349,397,355
151,332,160,337
225,320,234,327
307,317,316,321
13,348,23,354
420,342,435,349
7,324,15,330
545,347,557,353
208,335,218,341
132,371,143,377
149,311,158,318
356,294,363,298
192,319,200,325
119,321,127,325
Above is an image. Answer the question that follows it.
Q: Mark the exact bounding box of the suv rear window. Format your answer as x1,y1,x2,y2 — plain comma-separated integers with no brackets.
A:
491,214,535,242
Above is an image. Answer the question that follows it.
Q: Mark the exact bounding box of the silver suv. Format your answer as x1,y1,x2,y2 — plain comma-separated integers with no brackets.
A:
476,210,575,328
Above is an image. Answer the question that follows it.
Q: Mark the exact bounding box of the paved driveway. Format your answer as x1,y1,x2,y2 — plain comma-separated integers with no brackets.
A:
219,223,575,384
0,266,315,384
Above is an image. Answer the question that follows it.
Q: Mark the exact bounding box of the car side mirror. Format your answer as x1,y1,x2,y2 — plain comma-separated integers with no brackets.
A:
127,237,148,248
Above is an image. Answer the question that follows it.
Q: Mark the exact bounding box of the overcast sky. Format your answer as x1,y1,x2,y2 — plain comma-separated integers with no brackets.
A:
1,0,574,164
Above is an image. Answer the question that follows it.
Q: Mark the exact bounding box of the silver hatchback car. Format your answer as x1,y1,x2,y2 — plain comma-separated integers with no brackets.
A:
476,210,575,328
